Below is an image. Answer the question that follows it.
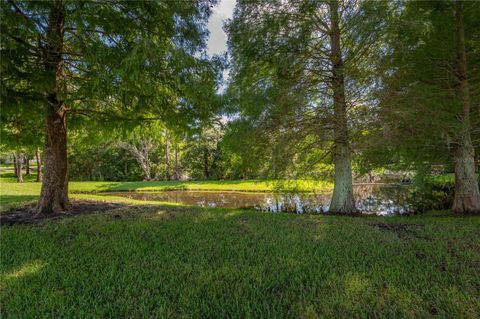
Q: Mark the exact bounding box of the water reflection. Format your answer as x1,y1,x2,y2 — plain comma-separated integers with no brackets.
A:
103,184,420,215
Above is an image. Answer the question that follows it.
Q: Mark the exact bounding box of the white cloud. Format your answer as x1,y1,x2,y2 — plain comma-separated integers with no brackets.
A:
207,0,236,56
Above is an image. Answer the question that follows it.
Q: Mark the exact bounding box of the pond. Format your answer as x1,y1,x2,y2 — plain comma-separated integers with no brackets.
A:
103,184,423,215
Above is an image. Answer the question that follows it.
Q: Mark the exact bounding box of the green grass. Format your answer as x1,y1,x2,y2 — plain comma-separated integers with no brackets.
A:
427,174,455,188
0,169,332,193
1,206,479,318
0,170,332,212
1,172,479,317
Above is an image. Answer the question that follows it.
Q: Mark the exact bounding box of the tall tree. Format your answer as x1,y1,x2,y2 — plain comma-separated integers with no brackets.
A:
227,0,385,213
1,0,219,214
328,0,355,213
375,0,480,214
452,0,480,213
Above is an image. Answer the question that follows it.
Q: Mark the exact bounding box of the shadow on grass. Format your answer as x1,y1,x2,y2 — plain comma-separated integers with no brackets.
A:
0,195,38,212
1,206,479,317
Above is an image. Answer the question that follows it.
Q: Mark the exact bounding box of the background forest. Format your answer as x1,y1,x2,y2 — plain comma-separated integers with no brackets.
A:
1,0,480,212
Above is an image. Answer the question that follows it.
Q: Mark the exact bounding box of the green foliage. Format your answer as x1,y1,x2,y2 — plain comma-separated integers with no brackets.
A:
182,124,224,179
1,206,479,317
226,0,388,179
68,143,143,181
363,0,480,170
1,0,221,149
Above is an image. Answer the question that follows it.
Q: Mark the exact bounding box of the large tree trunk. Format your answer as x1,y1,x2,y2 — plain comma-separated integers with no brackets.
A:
328,0,356,214
36,148,43,182
452,0,480,214
36,0,69,215
15,152,24,183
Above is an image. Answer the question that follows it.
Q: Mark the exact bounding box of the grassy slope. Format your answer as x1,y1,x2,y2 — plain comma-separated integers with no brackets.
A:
1,206,479,318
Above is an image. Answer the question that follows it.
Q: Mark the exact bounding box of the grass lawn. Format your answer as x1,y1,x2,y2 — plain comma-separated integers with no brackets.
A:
1,173,479,318
1,206,479,318
0,170,332,212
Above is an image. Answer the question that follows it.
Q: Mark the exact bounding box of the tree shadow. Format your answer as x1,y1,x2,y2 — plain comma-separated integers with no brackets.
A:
1,208,478,317
0,195,38,212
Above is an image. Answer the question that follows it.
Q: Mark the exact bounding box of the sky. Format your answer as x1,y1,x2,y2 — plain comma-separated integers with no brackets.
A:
207,0,236,56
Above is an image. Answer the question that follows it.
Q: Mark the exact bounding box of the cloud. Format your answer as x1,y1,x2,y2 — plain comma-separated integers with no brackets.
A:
207,0,236,56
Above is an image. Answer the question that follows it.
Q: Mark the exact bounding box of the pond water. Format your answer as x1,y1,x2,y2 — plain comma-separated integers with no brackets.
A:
103,184,420,215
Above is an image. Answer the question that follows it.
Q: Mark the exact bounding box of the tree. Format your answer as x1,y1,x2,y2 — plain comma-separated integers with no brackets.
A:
227,0,385,213
452,0,480,213
183,124,224,179
375,0,480,214
117,123,165,181
35,148,43,182
0,104,42,183
13,152,24,182
1,0,219,214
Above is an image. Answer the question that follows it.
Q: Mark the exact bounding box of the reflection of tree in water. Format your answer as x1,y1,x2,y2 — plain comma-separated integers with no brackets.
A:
263,185,424,215
103,186,450,215
353,185,415,215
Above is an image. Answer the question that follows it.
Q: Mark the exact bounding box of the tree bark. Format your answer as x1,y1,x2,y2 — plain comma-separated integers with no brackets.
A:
118,141,153,181
36,0,69,215
12,153,18,177
25,155,30,176
174,142,179,180
203,148,209,179
452,0,480,214
15,152,24,183
328,0,356,214
36,148,43,182
164,130,171,181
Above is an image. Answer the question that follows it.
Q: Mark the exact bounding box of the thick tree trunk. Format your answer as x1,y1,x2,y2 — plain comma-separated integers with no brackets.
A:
37,106,69,214
475,153,479,175
16,152,24,183
328,0,356,214
453,145,480,213
36,0,69,215
36,148,43,182
452,0,480,214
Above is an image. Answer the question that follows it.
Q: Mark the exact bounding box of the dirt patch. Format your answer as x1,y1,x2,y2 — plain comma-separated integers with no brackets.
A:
0,201,126,226
370,222,426,240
